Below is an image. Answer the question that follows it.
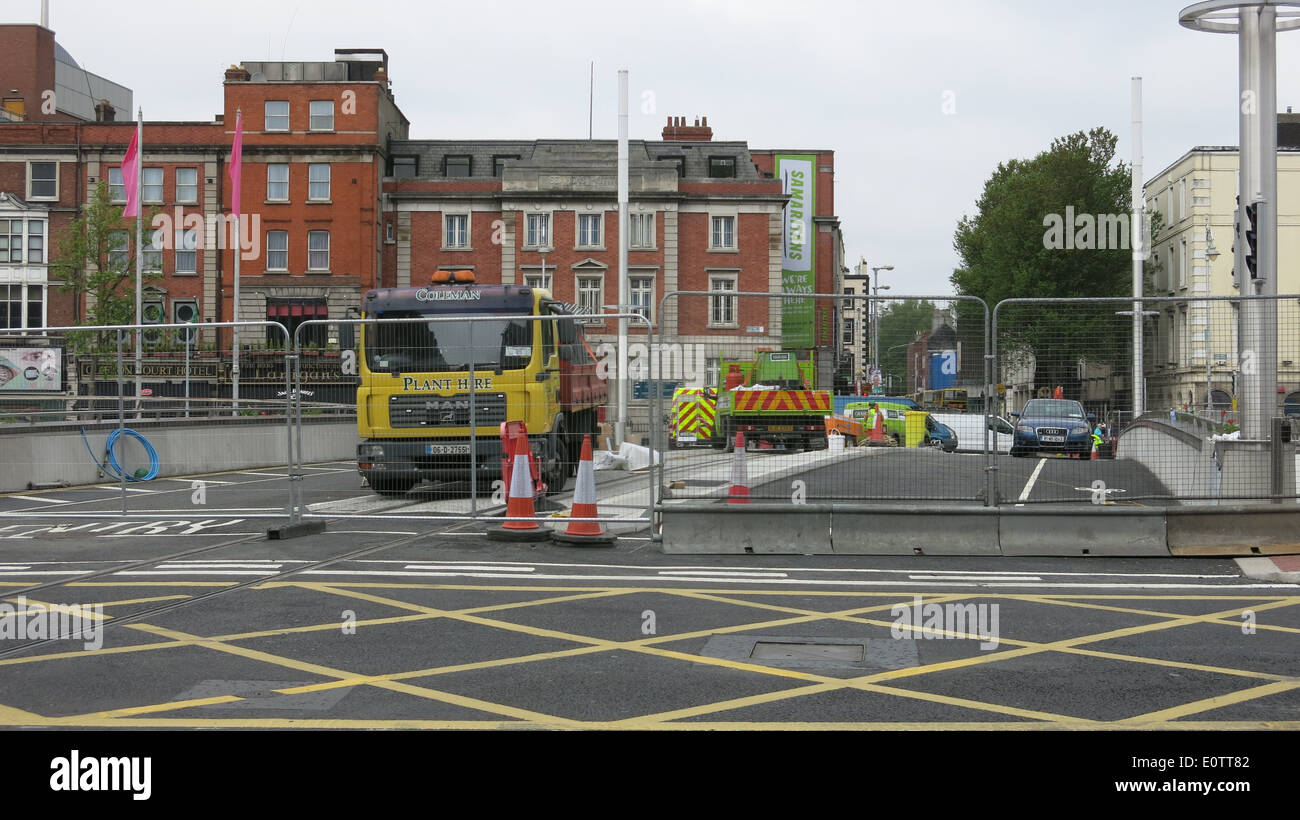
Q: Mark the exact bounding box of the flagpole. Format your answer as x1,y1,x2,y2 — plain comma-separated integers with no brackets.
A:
134,107,143,417
231,108,242,414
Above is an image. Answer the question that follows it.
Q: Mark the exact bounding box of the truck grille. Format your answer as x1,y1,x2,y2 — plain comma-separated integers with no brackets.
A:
388,393,507,428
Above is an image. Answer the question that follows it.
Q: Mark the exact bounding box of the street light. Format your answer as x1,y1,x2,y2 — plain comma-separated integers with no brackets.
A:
871,265,893,391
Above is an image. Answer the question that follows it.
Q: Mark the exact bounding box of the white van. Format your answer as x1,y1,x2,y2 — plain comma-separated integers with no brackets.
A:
929,413,1016,454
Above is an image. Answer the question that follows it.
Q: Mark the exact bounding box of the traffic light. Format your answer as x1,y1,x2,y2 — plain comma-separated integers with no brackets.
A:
1244,201,1259,281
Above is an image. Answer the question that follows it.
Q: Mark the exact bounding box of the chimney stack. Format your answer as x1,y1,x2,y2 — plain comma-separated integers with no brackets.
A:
94,99,116,122
661,114,713,142
224,64,250,82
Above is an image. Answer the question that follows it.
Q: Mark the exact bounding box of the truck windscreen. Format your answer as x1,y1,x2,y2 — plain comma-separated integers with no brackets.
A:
365,311,533,373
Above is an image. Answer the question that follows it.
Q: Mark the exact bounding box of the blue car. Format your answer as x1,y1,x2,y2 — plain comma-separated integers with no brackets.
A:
925,416,958,453
1009,399,1095,458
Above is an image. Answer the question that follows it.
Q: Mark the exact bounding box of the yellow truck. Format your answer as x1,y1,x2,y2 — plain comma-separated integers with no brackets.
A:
355,272,608,495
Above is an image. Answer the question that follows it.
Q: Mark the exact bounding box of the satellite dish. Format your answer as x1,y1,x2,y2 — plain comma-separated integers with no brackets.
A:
249,72,266,83
1037,387,1052,398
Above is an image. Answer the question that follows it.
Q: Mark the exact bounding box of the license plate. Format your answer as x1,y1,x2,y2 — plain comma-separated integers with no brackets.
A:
677,434,697,442
1040,435,1065,444
426,444,470,455
769,425,794,432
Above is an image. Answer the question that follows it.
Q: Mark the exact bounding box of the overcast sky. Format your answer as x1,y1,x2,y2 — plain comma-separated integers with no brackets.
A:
7,0,1299,296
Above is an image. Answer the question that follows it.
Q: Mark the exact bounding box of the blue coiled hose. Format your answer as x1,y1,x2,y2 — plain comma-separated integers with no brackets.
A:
80,426,160,481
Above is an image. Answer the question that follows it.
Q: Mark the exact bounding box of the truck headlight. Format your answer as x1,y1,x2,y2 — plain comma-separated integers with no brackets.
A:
359,444,385,459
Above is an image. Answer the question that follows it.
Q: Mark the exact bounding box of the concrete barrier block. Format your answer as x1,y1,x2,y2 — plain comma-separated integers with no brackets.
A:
1000,509,1168,556
1166,509,1300,555
832,511,999,555
660,506,831,554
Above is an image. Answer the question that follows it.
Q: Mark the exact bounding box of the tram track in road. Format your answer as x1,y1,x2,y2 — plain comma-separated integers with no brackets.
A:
0,450,687,661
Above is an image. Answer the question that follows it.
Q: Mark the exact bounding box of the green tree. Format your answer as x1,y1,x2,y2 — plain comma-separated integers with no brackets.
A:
951,128,1152,395
876,299,936,393
50,181,160,350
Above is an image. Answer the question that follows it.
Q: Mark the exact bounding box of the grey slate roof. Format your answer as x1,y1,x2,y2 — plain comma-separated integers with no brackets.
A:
386,138,766,181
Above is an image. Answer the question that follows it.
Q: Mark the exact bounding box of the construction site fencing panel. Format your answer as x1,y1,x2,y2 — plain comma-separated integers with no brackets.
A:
0,321,295,530
650,292,993,514
287,313,653,528
991,295,1300,506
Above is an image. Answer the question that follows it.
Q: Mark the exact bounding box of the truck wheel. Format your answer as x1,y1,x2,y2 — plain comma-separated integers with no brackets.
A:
544,421,568,494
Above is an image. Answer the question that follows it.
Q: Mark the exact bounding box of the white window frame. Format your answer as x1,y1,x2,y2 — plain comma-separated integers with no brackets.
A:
27,161,57,200
629,273,655,324
575,273,604,325
309,100,334,132
1179,237,1187,289
307,230,330,271
265,101,289,132
308,163,330,201
1,218,22,263
629,212,655,249
25,219,45,265
142,167,163,204
107,231,129,269
576,212,603,249
108,167,125,203
523,269,553,291
708,272,739,328
267,164,289,202
0,280,47,331
443,212,470,249
266,230,288,271
174,227,198,273
709,214,737,251
143,230,163,272
525,212,552,249
175,167,198,204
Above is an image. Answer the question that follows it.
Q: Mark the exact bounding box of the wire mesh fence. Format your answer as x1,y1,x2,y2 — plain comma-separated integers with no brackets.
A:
0,321,297,524
992,295,1300,505
286,309,652,527
651,292,993,506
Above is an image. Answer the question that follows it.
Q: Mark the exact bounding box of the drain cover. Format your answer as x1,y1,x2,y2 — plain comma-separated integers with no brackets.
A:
751,641,865,662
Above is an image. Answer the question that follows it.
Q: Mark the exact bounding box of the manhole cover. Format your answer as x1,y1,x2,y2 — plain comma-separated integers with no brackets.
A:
751,641,865,662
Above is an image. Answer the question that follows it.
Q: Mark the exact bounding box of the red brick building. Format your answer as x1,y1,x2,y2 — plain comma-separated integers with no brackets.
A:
1,24,844,405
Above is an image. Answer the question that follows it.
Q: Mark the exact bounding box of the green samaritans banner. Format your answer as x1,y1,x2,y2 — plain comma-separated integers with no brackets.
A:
776,154,816,349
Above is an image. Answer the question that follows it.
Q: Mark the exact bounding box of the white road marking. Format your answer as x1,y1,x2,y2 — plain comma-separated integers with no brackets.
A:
113,569,278,576
235,472,286,478
0,570,95,576
1017,458,1047,506
657,570,789,578
405,564,535,573
909,575,1042,582
5,495,70,504
155,563,283,570
288,569,1296,589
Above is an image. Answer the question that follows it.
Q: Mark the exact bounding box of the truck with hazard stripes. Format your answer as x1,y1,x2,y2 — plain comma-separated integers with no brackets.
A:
354,270,607,496
667,387,718,448
710,351,832,452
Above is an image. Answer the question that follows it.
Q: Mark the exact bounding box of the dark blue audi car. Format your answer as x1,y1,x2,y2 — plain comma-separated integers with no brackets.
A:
1009,399,1095,457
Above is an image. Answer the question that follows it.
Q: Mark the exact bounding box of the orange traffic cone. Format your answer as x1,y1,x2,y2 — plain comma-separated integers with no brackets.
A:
553,435,615,546
489,431,551,542
728,431,750,504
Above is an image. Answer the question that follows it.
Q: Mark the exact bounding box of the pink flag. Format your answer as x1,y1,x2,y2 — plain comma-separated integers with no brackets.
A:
121,129,139,218
228,110,243,219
